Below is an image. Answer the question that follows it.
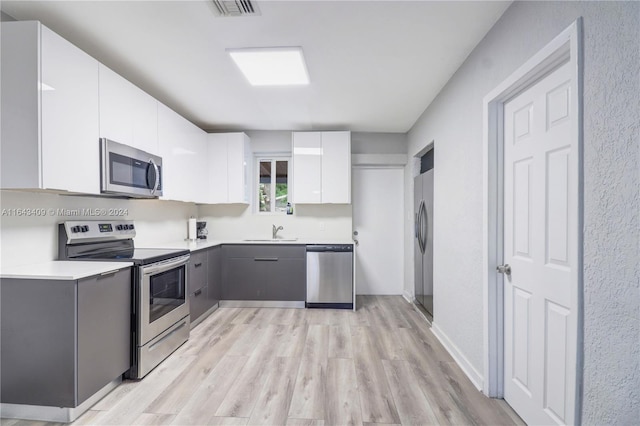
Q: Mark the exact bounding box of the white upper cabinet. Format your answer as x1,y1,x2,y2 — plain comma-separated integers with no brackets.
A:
292,131,351,204
292,132,322,204
1,21,100,194
321,131,351,203
158,103,208,203
99,64,158,155
207,133,251,204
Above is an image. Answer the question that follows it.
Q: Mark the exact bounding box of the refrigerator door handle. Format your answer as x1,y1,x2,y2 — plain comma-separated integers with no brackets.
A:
423,204,429,250
418,200,426,254
416,201,422,252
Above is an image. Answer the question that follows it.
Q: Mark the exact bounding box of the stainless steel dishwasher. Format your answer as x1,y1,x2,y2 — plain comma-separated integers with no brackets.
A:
306,244,353,309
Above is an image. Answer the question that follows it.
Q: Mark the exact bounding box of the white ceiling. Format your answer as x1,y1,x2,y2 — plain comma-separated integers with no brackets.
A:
1,1,511,133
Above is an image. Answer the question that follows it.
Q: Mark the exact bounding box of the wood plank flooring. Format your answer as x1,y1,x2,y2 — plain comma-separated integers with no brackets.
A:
2,296,524,426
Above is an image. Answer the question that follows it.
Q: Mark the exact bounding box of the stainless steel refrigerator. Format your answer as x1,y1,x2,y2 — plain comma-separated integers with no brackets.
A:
414,169,433,317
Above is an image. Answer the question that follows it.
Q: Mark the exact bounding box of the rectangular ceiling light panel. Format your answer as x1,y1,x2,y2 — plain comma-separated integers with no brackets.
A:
227,47,310,86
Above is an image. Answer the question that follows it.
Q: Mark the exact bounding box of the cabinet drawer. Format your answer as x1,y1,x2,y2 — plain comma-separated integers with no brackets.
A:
222,256,305,302
188,251,207,291
189,285,208,322
223,244,305,259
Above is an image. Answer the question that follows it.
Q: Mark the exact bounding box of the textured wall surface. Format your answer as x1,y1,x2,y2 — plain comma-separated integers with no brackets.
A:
580,2,639,423
405,1,639,424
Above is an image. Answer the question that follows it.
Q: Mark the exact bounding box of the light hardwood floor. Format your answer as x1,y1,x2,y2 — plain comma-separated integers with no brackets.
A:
2,296,524,426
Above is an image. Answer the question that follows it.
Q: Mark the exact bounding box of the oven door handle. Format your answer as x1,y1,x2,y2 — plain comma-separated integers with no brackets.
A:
142,254,190,275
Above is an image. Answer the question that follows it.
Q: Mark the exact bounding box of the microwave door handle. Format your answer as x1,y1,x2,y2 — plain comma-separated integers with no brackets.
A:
149,158,160,195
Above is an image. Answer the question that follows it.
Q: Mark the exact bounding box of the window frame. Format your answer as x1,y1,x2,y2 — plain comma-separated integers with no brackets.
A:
255,154,291,215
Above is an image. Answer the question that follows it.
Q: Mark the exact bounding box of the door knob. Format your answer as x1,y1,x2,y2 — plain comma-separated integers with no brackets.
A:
496,264,511,275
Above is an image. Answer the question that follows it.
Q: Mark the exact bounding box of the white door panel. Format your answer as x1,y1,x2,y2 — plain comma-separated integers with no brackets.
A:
353,168,403,295
503,61,576,425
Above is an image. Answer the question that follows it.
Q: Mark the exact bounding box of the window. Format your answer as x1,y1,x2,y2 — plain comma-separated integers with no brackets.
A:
257,157,289,213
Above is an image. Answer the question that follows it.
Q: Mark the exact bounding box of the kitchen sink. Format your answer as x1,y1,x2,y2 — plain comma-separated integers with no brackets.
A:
242,238,298,242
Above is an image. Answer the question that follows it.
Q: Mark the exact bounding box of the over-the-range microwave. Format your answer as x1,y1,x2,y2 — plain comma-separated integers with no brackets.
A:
100,138,163,198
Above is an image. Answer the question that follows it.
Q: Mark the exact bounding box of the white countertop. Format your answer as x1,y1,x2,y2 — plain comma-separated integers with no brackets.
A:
0,261,133,280
161,238,355,252
0,239,354,279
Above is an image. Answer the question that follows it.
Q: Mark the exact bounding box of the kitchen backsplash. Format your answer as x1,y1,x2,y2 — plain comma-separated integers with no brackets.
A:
0,190,197,267
0,190,353,267
198,203,353,241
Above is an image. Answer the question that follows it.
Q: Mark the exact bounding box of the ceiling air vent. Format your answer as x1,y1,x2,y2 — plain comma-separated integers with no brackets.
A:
212,0,261,17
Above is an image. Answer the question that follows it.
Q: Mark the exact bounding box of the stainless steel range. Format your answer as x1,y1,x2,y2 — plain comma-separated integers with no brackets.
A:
58,220,190,379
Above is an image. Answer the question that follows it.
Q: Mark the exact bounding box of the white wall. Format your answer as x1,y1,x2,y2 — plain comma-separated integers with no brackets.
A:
0,190,197,267
404,1,639,424
244,130,292,153
197,203,352,241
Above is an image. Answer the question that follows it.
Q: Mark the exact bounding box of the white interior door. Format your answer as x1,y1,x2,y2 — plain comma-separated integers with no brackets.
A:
352,167,404,295
503,61,577,425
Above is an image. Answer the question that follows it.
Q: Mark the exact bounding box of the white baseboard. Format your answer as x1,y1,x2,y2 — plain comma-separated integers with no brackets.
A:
431,322,484,391
402,290,414,304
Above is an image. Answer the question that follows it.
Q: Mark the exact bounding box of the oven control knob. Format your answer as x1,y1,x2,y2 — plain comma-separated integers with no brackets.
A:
71,226,79,233
116,225,123,231
129,224,135,230
81,225,89,232
125,224,131,230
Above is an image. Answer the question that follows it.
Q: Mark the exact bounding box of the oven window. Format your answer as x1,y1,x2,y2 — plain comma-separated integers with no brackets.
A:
148,265,186,323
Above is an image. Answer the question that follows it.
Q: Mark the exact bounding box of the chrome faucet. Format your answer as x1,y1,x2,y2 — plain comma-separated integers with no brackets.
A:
272,224,284,239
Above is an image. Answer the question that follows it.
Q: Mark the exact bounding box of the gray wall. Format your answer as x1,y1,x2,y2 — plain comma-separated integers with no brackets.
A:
1,11,16,22
351,132,407,154
405,1,639,424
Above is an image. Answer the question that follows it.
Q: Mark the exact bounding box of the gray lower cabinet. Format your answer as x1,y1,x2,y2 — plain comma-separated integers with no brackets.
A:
223,257,266,300
207,245,221,305
189,246,221,326
188,250,209,323
222,245,306,301
0,268,131,408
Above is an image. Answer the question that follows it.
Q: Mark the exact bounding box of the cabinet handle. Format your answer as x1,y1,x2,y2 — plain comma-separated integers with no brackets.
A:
254,257,279,262
194,262,203,268
98,269,120,277
194,289,202,296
